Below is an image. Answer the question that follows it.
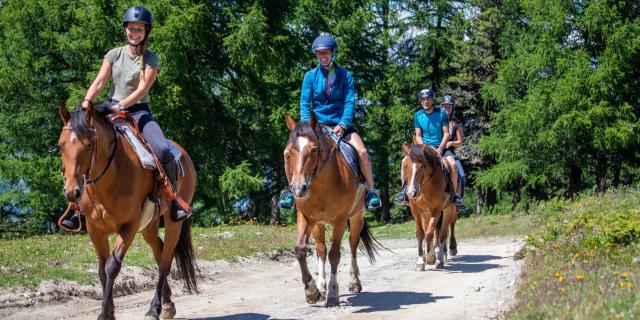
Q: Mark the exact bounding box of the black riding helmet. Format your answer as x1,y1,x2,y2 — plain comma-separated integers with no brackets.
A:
441,95,455,105
312,34,338,52
123,6,153,29
418,88,435,100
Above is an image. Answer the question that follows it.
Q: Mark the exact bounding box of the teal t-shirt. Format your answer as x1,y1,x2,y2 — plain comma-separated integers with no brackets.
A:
414,108,449,146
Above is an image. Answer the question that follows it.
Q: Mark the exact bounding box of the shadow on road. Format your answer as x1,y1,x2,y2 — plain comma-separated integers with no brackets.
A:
449,254,504,263
343,291,452,313
191,313,271,320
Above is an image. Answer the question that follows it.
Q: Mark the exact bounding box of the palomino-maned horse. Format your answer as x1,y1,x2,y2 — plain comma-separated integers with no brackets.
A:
284,114,380,306
58,102,197,320
401,144,458,270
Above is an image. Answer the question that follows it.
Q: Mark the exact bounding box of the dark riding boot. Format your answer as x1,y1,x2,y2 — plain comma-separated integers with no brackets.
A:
61,212,80,230
163,160,189,221
451,194,467,210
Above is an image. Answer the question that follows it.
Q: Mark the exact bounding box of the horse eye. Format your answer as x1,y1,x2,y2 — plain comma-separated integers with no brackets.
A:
85,144,92,151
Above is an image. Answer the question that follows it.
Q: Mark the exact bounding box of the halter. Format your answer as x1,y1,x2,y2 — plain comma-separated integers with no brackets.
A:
62,121,118,189
404,145,438,193
288,125,338,191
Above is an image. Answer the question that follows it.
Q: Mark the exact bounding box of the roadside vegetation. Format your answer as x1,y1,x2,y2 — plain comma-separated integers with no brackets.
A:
508,189,640,319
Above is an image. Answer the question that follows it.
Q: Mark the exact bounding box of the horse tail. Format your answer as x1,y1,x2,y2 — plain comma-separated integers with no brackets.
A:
358,220,386,265
174,219,198,293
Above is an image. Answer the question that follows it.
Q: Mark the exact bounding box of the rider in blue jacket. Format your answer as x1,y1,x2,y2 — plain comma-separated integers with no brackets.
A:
279,34,382,211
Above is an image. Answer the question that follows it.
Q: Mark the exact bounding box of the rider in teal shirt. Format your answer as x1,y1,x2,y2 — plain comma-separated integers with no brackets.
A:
279,34,382,211
394,88,465,208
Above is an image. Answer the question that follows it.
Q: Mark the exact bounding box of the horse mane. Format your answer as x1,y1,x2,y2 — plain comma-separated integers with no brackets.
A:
407,144,439,173
288,121,319,147
69,101,111,140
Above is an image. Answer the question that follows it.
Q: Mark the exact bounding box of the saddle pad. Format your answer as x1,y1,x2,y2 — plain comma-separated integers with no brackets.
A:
321,126,365,183
114,119,157,170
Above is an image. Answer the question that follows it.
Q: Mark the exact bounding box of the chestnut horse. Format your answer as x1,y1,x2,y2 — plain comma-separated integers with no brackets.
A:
58,102,197,320
284,114,380,306
401,144,457,270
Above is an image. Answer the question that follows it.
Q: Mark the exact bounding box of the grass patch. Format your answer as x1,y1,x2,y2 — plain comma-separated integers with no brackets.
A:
508,189,640,319
370,211,535,240
0,209,533,289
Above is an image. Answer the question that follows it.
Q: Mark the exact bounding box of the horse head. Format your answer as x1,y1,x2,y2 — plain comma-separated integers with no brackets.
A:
284,113,329,199
57,102,111,202
401,144,439,199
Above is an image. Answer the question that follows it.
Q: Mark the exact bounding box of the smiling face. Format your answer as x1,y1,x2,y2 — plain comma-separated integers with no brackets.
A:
442,103,454,116
125,21,146,46
315,49,333,67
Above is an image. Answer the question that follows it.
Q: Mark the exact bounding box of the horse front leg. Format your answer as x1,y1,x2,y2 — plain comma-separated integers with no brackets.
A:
425,212,438,265
415,214,426,271
294,211,321,304
326,219,347,307
87,228,110,318
101,224,136,320
436,208,452,269
310,223,327,299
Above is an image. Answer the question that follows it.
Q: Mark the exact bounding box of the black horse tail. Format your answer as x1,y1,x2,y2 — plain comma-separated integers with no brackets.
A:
357,220,387,265
174,219,198,293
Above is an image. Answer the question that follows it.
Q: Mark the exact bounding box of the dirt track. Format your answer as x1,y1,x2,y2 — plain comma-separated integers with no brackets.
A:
3,237,523,320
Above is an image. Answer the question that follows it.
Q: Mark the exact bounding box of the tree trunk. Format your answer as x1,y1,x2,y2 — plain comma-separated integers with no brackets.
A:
612,156,621,188
567,162,582,198
476,188,484,216
380,185,391,223
511,180,521,211
270,194,281,225
595,154,607,195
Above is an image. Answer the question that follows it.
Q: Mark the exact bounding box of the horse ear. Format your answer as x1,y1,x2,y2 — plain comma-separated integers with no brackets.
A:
59,104,70,124
285,114,296,131
309,112,318,129
402,143,410,154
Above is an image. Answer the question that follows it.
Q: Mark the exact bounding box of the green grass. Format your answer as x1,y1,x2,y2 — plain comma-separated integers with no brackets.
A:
0,212,532,289
508,189,640,319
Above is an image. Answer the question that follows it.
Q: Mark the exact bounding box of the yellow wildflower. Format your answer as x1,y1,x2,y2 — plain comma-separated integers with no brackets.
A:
622,272,628,278
575,275,585,280
558,276,565,282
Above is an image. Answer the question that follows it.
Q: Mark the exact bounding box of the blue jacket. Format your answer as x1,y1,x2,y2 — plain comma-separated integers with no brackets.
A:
300,64,356,129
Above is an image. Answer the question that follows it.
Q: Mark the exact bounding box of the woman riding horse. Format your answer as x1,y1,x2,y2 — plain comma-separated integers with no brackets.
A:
62,6,187,229
279,34,381,211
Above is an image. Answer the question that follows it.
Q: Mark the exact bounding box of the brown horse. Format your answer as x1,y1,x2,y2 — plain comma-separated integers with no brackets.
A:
284,114,380,307
401,144,457,270
58,102,197,320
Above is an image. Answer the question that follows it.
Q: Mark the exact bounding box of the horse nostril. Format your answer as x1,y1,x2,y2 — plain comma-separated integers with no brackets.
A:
73,189,81,200
300,184,308,194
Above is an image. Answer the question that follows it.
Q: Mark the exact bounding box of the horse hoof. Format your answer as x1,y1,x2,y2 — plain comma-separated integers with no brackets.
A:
305,288,322,304
160,302,176,319
325,296,340,307
349,281,362,294
416,263,425,271
427,252,436,265
450,248,457,256
436,261,445,269
98,313,115,320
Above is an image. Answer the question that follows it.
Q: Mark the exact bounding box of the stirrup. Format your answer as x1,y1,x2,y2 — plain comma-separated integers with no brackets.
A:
393,191,409,205
278,190,295,209
365,190,382,211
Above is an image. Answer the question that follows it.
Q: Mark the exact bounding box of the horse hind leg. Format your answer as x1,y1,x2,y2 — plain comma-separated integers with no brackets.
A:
141,224,175,319
449,219,458,257
347,216,364,293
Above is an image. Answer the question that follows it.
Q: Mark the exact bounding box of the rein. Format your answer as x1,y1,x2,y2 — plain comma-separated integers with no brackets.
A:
288,126,338,190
